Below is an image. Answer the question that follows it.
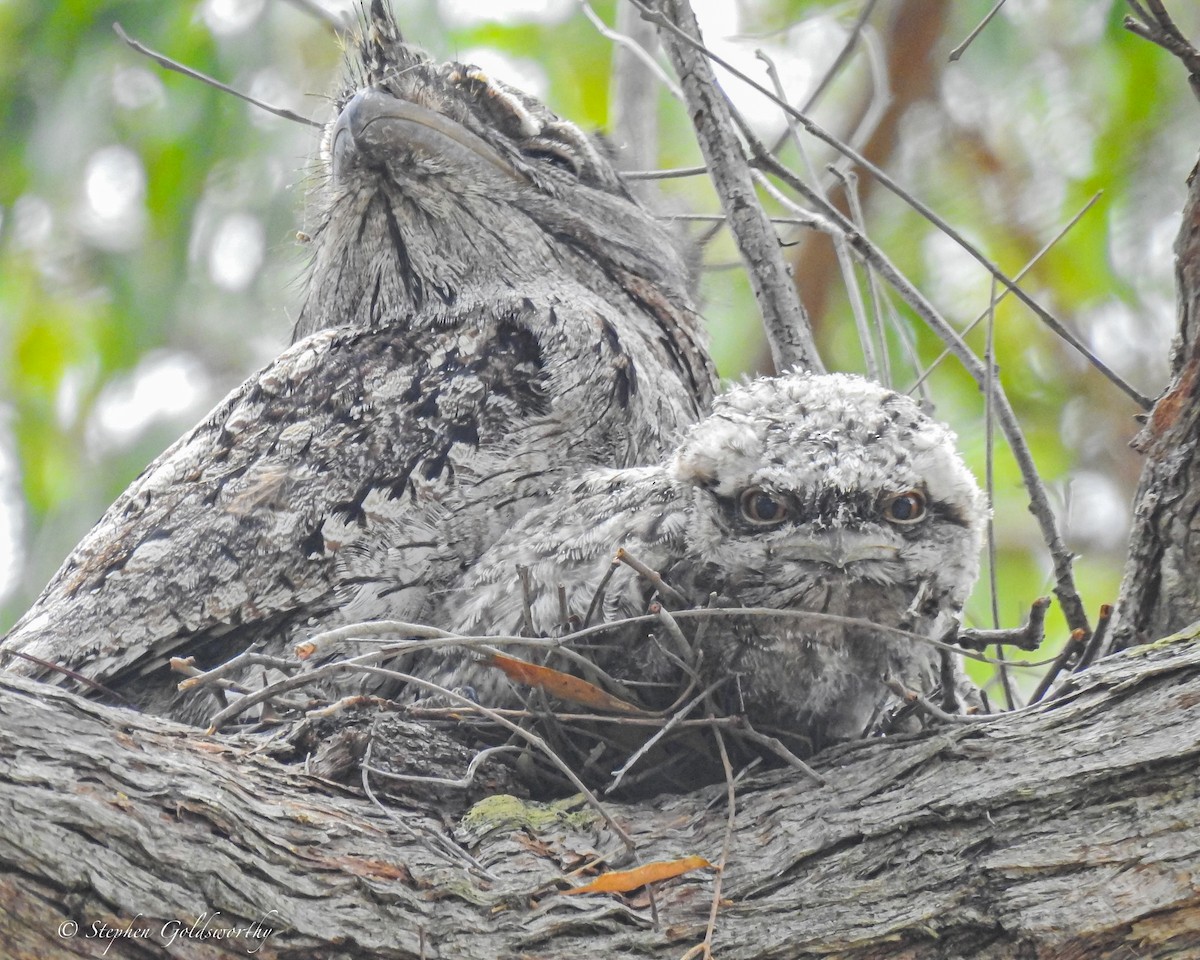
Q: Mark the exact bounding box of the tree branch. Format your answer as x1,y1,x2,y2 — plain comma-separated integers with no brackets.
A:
648,0,824,373
4,633,1200,957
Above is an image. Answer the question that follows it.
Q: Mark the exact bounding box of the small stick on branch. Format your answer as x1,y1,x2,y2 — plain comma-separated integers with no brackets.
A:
883,678,987,724
583,557,622,627
362,744,522,791
981,277,1017,710
616,546,691,606
556,584,573,632
948,0,1008,62
1072,604,1114,674
727,723,826,785
1125,0,1200,101
174,651,299,690
584,0,683,103
650,601,699,673
517,565,537,636
625,164,709,180
0,648,131,704
1028,628,1089,704
958,597,1052,652
606,681,722,794
359,741,501,880
908,192,1103,393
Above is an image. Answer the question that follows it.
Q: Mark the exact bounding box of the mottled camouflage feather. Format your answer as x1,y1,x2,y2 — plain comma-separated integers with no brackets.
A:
1,2,715,721
417,373,986,755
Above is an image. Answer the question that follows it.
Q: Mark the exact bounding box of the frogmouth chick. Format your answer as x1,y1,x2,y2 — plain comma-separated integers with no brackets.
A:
418,372,987,755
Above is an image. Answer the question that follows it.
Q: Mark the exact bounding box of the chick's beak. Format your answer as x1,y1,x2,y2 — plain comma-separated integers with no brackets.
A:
779,530,899,569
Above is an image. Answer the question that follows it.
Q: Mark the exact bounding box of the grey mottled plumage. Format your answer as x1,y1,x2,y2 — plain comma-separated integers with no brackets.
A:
417,372,986,755
0,2,714,721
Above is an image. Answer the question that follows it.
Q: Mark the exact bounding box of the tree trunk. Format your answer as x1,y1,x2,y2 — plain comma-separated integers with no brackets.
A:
3,629,1200,959
1109,156,1200,653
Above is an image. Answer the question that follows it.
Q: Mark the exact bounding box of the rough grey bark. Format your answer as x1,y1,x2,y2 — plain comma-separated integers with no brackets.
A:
3,628,1200,960
1108,156,1200,653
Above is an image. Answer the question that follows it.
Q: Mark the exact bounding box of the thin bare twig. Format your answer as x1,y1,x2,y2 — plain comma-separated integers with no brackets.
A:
882,290,931,404
826,166,882,380
606,680,723,794
838,167,892,385
907,192,1104,393
883,678,987,724
1125,0,1200,101
362,744,521,790
616,546,690,606
517,565,537,637
583,557,622,627
1028,629,1089,704
175,651,298,690
556,584,572,631
982,276,1017,710
727,724,825,785
797,0,881,117
624,164,710,179
658,212,822,229
0,648,132,705
582,0,683,102
633,0,1153,410
763,0,889,184
359,741,499,880
112,24,322,129
949,0,1008,62
958,597,1051,653
652,602,700,676
1073,604,1114,674
756,48,880,381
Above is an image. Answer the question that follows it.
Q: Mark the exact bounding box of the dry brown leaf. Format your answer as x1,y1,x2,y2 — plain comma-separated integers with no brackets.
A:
485,653,646,714
563,856,715,895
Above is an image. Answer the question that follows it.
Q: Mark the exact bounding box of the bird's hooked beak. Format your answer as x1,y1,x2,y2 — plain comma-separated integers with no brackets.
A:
780,530,899,570
331,87,527,185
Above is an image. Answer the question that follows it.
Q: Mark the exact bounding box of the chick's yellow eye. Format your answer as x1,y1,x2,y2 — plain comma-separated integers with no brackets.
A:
883,489,926,524
740,488,788,526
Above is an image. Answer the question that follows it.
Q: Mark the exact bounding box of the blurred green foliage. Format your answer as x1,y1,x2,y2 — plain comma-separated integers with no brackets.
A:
1,0,1196,702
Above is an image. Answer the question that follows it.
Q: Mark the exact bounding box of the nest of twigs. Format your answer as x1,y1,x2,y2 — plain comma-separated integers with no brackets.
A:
170,561,1072,802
